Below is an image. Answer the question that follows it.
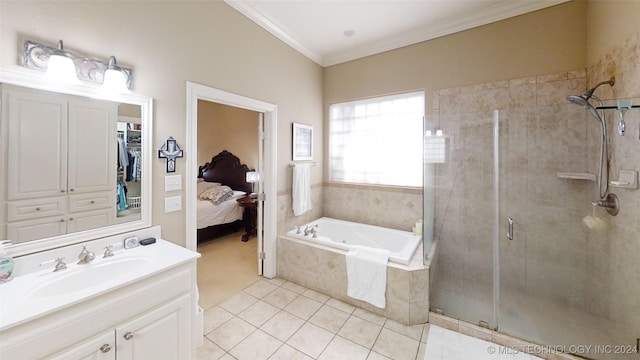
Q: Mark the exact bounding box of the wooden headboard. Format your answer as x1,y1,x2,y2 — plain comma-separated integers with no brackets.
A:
198,150,254,194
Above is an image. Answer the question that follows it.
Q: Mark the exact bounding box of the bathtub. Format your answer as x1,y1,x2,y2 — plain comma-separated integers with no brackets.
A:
285,217,421,265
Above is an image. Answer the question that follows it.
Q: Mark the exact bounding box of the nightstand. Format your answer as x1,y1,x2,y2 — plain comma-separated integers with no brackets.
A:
237,195,257,242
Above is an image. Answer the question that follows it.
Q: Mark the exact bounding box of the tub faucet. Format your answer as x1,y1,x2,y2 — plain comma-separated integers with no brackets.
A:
77,245,95,265
304,224,318,236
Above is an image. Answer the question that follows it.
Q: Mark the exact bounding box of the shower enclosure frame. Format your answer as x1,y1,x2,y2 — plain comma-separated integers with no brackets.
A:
425,74,638,360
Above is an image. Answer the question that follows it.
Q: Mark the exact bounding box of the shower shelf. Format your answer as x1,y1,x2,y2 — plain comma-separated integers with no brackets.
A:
557,172,596,181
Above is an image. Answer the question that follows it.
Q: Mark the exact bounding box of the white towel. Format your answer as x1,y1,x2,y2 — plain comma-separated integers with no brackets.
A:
346,245,390,308
292,164,311,216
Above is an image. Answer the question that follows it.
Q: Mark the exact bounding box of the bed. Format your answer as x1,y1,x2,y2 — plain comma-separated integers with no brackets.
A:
197,150,254,243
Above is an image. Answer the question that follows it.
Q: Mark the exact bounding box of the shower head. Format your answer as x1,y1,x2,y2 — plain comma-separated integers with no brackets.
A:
567,94,590,107
566,77,615,107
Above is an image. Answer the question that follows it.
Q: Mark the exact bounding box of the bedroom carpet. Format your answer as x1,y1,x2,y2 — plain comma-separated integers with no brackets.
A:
197,231,260,310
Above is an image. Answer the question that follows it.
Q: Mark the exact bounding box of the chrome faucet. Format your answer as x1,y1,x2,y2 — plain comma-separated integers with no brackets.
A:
103,245,115,258
39,257,67,272
77,245,96,264
304,224,318,236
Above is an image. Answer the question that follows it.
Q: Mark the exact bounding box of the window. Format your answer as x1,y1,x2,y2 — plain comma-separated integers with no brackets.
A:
329,91,424,187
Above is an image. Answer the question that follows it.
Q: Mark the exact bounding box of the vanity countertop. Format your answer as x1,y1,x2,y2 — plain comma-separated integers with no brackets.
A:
0,238,199,331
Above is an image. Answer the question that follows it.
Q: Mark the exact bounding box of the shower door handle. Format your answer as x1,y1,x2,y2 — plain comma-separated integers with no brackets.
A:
506,217,514,240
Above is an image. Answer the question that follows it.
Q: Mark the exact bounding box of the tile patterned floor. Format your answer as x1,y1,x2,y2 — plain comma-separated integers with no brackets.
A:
424,325,542,360
196,278,428,360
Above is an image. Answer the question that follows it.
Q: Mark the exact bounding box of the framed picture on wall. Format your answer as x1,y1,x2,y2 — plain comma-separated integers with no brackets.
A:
292,123,313,161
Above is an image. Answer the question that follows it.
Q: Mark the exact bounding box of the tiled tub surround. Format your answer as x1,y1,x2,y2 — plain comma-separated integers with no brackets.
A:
323,183,422,232
277,235,430,326
277,184,324,236
430,30,640,359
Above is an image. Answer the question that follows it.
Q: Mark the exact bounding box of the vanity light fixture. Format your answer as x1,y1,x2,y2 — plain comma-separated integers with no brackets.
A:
22,39,133,91
102,56,130,93
45,40,79,84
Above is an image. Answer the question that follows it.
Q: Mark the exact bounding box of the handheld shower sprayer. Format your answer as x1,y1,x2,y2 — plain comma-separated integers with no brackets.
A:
566,77,615,200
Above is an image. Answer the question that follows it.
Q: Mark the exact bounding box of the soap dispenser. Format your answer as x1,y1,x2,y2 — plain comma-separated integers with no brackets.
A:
0,241,14,283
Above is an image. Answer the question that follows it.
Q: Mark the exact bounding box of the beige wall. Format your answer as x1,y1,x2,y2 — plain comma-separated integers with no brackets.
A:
0,1,324,246
321,1,587,230
586,0,640,66
197,100,259,170
323,1,587,116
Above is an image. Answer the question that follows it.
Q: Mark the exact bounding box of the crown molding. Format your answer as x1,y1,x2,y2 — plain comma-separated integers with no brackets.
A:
226,0,570,67
224,0,324,65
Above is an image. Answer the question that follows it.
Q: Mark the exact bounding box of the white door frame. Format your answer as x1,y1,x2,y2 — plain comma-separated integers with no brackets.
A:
185,82,277,278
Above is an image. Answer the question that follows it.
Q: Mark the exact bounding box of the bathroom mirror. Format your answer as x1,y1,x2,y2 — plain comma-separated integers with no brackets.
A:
0,69,152,257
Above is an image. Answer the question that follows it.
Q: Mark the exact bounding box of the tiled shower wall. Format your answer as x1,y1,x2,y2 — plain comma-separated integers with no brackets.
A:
431,68,595,325
431,30,639,340
587,30,640,335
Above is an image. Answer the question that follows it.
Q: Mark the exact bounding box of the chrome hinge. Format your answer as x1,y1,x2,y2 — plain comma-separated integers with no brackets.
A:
259,252,265,260
259,131,266,140
256,193,266,201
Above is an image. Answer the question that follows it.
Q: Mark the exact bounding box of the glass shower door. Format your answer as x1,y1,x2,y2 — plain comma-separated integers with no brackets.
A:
498,100,639,359
428,110,497,329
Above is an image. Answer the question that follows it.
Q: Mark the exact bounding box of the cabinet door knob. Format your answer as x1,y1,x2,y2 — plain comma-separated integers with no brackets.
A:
69,188,75,192
59,219,65,223
90,200,95,204
123,331,134,340
69,217,74,221
61,190,66,193
99,344,111,353
35,207,41,211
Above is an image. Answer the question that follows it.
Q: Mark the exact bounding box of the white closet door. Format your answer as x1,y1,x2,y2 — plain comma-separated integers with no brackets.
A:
6,87,68,200
67,99,117,194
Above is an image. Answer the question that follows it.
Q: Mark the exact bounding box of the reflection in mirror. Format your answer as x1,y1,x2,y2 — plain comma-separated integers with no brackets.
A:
0,71,152,257
116,112,143,224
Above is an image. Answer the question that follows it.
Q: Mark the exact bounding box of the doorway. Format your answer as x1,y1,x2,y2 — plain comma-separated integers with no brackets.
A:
185,82,278,282
195,100,262,308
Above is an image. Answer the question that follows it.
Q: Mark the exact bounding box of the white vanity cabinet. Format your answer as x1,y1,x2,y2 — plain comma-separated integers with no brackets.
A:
49,295,190,360
2,85,117,242
49,330,115,360
0,253,197,360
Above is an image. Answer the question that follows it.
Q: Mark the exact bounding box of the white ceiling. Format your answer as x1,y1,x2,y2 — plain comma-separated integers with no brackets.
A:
225,0,570,67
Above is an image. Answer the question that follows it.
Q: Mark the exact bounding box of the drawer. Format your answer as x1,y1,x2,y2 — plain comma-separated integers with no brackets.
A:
7,197,66,222
69,191,115,213
7,216,67,243
67,208,115,233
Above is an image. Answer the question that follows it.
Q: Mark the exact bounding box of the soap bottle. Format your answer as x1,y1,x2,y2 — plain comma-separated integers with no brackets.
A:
0,241,14,283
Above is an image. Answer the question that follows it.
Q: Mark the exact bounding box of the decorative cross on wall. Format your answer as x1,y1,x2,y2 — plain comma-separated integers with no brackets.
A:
158,136,184,173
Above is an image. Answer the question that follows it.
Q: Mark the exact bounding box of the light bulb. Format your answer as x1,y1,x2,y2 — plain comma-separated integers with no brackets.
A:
103,68,129,93
45,40,78,84
46,54,78,83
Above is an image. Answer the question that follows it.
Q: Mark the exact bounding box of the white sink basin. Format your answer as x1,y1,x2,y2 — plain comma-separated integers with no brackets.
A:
29,256,152,298
0,238,200,331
